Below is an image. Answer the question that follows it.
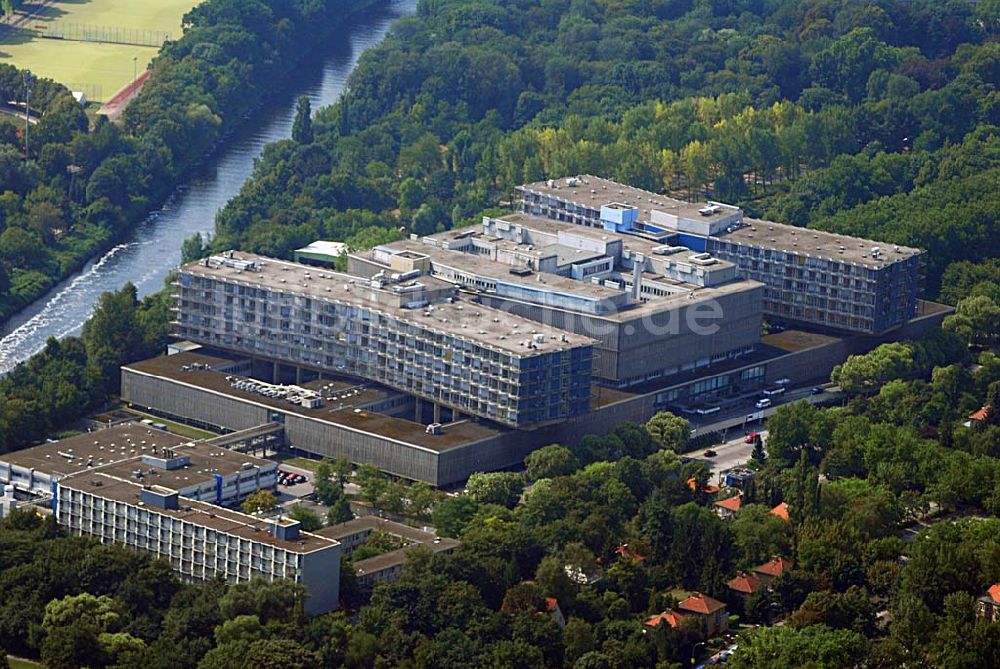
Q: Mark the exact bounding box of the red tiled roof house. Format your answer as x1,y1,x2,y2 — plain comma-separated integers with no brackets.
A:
615,544,646,562
714,495,742,519
677,592,729,637
753,556,793,584
645,609,686,629
726,572,763,598
770,502,789,521
545,597,566,628
978,584,1000,622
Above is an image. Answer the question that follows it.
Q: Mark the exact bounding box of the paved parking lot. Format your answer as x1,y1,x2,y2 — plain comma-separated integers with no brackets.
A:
275,463,315,500
704,431,767,484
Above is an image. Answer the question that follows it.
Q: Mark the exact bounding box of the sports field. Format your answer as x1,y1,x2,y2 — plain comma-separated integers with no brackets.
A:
0,0,196,102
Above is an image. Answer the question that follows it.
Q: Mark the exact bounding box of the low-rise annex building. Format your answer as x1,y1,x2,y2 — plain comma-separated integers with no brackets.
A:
0,424,278,505
315,516,458,591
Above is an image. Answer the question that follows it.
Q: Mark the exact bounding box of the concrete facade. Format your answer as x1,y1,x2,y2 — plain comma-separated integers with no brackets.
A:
55,474,341,614
0,424,277,505
122,359,514,486
174,253,593,427
316,517,458,591
517,176,923,335
120,298,948,486
706,232,921,334
348,214,763,389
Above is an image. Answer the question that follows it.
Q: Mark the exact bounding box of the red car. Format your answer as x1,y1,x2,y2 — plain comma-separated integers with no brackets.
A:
744,432,760,444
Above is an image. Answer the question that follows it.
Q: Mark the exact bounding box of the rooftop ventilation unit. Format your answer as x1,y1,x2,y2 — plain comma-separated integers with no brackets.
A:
652,245,687,256
688,253,718,267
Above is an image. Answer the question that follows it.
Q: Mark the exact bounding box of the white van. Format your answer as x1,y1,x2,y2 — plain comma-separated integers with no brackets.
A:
755,398,772,409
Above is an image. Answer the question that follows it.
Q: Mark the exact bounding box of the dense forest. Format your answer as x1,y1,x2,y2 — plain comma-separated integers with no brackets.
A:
0,0,372,323
0,283,170,454
5,317,1000,668
5,0,1000,667
210,0,999,298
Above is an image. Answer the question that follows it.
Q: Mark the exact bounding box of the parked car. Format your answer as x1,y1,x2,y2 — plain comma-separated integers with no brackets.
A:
811,386,825,395
755,398,772,409
703,449,717,457
744,432,760,444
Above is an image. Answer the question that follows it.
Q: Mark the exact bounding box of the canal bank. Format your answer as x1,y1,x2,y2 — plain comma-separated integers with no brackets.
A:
0,0,417,374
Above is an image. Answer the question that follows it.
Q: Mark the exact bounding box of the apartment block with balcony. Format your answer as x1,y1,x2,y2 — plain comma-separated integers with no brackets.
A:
706,224,921,334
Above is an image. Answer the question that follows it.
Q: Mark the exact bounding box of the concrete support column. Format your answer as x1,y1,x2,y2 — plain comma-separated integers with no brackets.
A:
295,366,302,384
272,361,279,383
414,397,423,423
433,403,441,424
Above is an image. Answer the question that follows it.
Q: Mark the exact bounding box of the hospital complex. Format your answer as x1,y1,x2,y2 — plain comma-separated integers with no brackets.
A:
0,176,947,612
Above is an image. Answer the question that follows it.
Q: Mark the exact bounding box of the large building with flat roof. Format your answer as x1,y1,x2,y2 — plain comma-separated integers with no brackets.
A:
348,214,763,389
0,423,277,505
517,176,923,335
174,252,594,427
121,351,518,485
122,291,950,486
55,472,341,614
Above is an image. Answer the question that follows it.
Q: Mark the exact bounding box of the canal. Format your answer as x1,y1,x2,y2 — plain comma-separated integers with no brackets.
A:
0,0,416,374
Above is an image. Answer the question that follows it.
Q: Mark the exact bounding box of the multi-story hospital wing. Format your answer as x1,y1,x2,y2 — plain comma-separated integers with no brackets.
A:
174,253,594,427
516,176,922,335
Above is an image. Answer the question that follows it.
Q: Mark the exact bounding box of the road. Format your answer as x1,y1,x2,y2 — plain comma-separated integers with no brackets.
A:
688,384,842,438
680,383,843,485
689,431,766,485
899,508,984,543
0,104,39,125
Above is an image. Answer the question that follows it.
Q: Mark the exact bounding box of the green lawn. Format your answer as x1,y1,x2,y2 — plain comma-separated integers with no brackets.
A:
274,455,322,472
0,0,196,101
121,409,219,441
8,657,45,669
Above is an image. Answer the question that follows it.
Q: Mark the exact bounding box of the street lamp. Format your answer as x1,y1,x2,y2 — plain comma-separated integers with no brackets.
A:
21,73,30,161
691,641,707,666
133,56,138,83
